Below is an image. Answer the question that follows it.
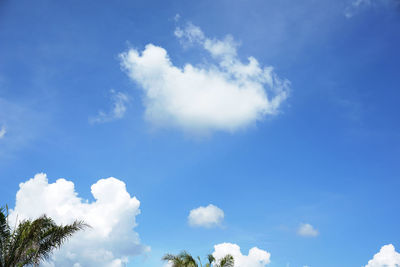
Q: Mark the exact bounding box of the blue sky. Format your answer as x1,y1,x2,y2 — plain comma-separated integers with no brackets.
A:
1,0,400,266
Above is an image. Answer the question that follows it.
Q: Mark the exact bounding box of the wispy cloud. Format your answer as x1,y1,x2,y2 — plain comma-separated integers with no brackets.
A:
173,13,180,22
0,98,46,159
120,23,290,135
0,125,6,139
344,0,398,18
90,90,129,124
345,0,372,18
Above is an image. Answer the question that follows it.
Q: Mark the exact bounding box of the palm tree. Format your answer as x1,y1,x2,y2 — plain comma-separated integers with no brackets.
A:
162,251,198,267
204,254,215,267
212,254,234,267
162,251,234,267
0,206,87,267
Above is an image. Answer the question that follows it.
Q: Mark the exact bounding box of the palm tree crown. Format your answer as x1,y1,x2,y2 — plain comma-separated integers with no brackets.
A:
162,251,234,267
0,206,87,267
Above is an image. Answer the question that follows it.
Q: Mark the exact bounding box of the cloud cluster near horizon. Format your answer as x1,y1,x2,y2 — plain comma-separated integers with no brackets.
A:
212,243,271,267
365,244,400,267
188,204,224,228
9,173,148,267
164,243,271,267
120,23,289,135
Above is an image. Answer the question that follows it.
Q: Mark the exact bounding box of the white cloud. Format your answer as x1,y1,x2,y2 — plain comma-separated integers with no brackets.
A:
0,125,6,139
174,23,205,45
345,0,372,17
90,90,129,124
120,23,289,134
9,173,148,267
173,13,181,22
212,243,271,267
297,223,319,237
344,0,397,18
365,244,400,267
354,0,372,6
188,204,224,228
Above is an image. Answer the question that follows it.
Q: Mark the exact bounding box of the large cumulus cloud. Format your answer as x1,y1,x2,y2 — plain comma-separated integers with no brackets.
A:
120,23,289,134
9,173,148,267
365,244,400,267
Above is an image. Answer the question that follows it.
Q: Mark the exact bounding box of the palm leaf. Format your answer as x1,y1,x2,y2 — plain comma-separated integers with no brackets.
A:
216,254,234,267
0,208,87,267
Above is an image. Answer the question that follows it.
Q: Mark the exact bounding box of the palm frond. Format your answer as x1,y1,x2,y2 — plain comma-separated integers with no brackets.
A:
162,253,184,267
216,254,234,267
162,251,199,267
0,207,11,267
0,209,87,267
207,254,215,264
180,251,198,267
31,217,88,265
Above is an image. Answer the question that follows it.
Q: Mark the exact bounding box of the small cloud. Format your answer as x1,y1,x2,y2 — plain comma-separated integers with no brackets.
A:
90,90,129,124
297,223,319,237
365,244,400,267
212,243,271,267
188,204,224,228
174,13,180,22
0,125,6,139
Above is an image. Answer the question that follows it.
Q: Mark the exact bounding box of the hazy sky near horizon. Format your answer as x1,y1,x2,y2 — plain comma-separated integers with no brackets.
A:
1,0,400,266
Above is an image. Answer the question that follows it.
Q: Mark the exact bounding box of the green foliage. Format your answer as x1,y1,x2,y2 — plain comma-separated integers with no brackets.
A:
0,206,87,267
162,251,234,267
214,255,234,267
162,251,198,267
